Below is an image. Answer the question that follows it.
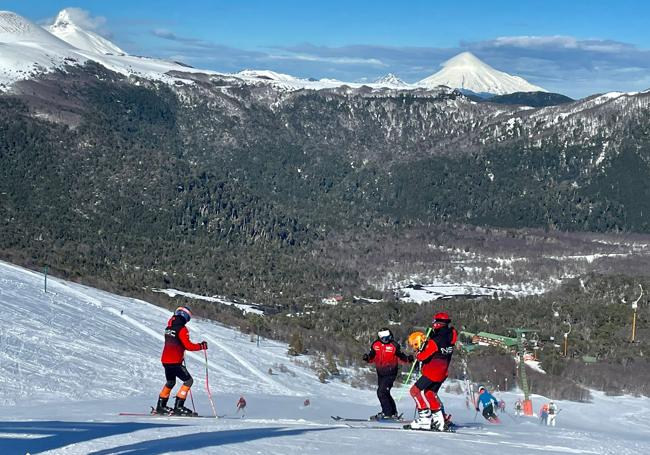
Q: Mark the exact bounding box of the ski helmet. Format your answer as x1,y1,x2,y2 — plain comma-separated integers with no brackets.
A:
478,385,486,393
174,306,192,322
433,312,451,329
378,328,393,343
408,331,427,351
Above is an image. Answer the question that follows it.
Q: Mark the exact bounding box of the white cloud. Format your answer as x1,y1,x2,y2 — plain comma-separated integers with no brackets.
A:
58,7,107,32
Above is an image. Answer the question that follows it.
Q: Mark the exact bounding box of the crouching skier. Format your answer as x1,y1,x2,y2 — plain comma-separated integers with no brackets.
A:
407,312,457,431
476,385,500,423
155,306,208,416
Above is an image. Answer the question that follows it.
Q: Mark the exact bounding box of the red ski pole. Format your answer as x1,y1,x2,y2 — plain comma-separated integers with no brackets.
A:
204,350,218,418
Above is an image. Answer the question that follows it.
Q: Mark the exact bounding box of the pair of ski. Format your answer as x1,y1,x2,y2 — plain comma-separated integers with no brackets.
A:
331,415,457,433
118,409,226,419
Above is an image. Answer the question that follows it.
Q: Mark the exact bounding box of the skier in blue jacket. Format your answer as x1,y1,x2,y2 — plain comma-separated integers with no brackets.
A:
475,385,500,422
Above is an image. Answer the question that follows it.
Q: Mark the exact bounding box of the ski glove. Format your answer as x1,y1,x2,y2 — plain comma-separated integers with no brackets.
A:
362,353,369,362
407,355,415,363
199,341,208,350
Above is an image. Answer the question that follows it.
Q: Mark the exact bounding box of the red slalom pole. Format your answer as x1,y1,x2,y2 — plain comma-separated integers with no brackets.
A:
204,350,218,418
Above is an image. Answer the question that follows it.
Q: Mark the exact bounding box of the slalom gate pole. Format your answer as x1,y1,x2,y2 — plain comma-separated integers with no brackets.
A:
395,327,432,404
204,350,218,418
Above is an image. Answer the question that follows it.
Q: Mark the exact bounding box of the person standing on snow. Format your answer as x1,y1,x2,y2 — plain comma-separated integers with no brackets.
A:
539,402,549,424
475,385,500,422
155,306,208,416
514,398,523,416
363,328,414,420
236,396,247,417
407,312,458,431
546,401,559,426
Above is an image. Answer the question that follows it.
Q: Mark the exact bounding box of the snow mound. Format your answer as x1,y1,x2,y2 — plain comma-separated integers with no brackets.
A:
418,51,546,95
47,8,125,55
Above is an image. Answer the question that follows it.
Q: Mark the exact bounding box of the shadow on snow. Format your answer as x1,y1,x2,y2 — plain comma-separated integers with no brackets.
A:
0,420,180,454
89,427,337,454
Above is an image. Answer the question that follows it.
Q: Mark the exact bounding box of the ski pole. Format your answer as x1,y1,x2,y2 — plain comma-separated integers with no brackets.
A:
204,350,218,418
182,359,197,415
395,327,432,404
188,387,197,414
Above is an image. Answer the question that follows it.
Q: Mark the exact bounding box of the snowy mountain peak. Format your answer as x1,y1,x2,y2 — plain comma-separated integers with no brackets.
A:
47,8,125,55
374,73,409,88
444,51,488,68
418,51,546,95
0,10,70,46
51,8,74,27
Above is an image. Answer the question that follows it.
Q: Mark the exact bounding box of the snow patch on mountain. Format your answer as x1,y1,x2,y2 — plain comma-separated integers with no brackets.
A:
46,8,125,55
418,52,546,95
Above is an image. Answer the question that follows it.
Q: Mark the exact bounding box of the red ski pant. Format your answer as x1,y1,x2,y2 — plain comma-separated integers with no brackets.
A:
410,376,443,411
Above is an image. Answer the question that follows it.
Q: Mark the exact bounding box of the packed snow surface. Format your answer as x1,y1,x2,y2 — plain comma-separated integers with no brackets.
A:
0,259,649,454
418,51,546,95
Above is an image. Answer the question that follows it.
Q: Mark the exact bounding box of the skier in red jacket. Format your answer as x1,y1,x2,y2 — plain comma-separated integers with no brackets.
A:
363,328,414,420
408,312,458,431
155,306,208,416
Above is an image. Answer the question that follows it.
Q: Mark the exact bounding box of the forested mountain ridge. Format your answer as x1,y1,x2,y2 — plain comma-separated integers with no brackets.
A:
1,63,650,306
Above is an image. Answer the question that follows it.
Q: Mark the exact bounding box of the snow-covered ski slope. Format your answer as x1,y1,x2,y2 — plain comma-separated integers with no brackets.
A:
0,260,649,454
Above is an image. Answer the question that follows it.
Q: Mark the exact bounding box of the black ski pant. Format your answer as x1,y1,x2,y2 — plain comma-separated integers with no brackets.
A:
377,373,398,416
163,363,193,388
482,403,497,420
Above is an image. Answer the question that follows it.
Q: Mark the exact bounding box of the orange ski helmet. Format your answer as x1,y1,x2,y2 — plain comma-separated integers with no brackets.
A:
408,331,427,351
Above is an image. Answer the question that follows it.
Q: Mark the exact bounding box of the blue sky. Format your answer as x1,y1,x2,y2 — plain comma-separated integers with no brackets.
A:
7,0,650,98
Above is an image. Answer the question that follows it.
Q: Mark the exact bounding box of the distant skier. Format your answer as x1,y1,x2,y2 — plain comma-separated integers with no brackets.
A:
546,401,559,426
475,385,500,423
539,402,549,424
236,396,247,417
363,327,414,420
498,399,506,413
155,306,208,416
407,312,458,431
514,398,523,416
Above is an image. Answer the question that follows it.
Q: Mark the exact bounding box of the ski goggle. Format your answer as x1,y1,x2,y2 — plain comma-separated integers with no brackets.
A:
174,306,192,321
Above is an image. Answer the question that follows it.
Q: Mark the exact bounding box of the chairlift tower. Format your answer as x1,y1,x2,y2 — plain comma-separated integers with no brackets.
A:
509,327,538,416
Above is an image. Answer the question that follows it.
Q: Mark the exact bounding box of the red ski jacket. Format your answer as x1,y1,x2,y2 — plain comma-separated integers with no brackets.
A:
366,340,410,376
417,326,458,382
161,316,202,364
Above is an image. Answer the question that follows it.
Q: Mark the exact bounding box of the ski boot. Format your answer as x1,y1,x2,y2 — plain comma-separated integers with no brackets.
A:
172,397,197,417
407,409,433,430
431,410,446,432
370,412,386,421
443,413,456,432
153,397,173,415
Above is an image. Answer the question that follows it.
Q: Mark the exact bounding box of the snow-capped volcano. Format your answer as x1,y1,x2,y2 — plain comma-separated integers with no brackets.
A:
0,9,224,90
373,73,410,88
418,51,546,95
46,8,125,55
